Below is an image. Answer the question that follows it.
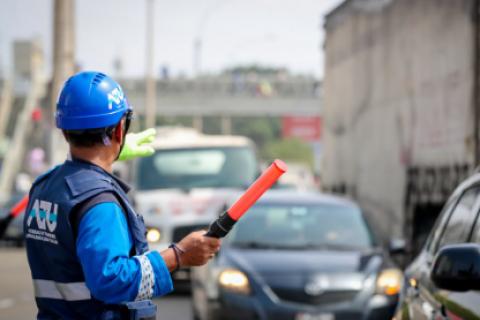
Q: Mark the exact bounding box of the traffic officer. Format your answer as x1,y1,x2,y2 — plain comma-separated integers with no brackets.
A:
24,71,221,319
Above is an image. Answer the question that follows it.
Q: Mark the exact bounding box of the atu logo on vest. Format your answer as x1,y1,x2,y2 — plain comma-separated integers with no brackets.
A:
27,199,58,233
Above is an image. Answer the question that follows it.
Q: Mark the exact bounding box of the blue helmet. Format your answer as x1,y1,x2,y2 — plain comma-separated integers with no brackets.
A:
56,71,132,130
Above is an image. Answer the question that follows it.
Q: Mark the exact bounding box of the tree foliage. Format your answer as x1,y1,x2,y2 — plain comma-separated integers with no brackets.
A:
263,138,314,168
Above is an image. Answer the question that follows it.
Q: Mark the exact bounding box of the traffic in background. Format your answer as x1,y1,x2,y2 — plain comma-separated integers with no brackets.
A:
4,0,480,319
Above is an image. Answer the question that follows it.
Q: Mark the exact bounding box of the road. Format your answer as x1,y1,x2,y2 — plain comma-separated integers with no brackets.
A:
0,247,192,319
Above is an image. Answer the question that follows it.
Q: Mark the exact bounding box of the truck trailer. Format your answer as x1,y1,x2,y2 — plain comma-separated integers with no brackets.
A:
322,0,480,255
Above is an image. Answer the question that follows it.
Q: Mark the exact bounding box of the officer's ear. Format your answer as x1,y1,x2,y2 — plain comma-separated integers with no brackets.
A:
113,120,124,144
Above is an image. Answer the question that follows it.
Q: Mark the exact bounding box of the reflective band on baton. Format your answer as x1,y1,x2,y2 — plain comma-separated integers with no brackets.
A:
33,279,91,301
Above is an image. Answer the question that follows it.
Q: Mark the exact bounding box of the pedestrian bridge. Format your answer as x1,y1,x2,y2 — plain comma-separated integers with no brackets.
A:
121,78,321,118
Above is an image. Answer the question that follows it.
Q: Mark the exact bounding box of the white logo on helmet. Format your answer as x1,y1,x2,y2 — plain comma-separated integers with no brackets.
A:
107,88,124,110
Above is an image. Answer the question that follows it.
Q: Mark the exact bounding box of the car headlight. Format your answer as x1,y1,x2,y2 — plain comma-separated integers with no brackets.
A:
376,268,402,296
146,228,161,243
218,268,251,295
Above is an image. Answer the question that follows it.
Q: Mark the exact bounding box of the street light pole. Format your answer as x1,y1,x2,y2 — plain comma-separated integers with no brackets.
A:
193,37,202,78
192,1,227,131
145,0,157,129
192,0,228,78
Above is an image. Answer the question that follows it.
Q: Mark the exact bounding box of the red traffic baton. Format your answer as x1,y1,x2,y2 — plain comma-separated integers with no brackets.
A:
205,159,287,238
0,195,29,239
10,195,29,218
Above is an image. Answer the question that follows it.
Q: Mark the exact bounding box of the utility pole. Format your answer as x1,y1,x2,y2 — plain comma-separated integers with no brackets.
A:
145,0,157,129
50,0,75,165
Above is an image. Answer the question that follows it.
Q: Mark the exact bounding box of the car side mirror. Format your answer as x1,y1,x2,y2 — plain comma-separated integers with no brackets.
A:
389,238,406,255
431,244,480,292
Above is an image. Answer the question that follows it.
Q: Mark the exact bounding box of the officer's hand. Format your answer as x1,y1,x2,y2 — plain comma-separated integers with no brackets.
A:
176,230,221,267
118,128,156,161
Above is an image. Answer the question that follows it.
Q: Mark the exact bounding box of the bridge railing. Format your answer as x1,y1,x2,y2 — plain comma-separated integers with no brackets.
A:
121,78,321,99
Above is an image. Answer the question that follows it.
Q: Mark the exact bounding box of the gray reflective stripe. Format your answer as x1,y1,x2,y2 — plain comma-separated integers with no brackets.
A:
33,280,91,301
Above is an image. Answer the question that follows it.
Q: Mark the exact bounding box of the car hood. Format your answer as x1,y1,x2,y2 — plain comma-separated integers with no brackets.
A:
220,247,383,294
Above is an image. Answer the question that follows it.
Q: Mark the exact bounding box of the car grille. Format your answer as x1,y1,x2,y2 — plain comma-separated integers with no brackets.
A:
272,288,358,306
172,224,209,243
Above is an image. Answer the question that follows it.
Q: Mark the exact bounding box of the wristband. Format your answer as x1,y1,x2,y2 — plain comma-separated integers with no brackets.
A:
168,243,184,272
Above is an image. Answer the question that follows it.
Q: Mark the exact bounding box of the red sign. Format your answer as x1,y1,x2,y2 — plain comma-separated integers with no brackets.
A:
282,116,322,142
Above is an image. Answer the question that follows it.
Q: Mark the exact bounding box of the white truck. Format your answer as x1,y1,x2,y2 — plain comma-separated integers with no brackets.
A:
322,0,479,256
131,127,258,284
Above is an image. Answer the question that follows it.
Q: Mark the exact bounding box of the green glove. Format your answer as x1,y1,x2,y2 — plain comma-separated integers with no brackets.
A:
118,128,156,161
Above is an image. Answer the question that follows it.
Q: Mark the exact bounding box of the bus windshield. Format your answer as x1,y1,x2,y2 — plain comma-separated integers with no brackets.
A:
136,147,257,190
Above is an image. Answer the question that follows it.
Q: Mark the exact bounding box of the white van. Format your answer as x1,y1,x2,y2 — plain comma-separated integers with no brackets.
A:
132,127,258,283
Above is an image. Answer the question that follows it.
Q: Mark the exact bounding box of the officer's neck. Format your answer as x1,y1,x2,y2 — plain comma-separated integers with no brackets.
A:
70,146,116,173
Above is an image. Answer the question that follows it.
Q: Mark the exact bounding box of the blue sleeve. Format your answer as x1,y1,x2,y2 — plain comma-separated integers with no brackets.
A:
76,202,173,304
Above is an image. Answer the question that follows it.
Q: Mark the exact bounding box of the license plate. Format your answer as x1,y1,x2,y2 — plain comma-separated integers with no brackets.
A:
295,313,335,320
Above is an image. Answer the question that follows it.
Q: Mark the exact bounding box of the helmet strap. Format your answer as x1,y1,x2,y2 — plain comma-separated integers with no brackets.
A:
114,118,129,161
114,132,127,161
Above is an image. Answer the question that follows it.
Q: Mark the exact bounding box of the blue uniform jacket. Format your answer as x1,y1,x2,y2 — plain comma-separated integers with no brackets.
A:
24,159,173,319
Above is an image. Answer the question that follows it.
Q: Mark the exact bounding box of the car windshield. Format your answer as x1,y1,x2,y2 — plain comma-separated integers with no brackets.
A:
136,147,257,190
227,203,375,250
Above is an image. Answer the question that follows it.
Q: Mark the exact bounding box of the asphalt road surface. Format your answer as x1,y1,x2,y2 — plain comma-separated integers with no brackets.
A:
0,247,192,319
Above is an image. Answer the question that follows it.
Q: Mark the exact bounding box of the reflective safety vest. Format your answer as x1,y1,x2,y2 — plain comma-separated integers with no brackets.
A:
24,159,150,319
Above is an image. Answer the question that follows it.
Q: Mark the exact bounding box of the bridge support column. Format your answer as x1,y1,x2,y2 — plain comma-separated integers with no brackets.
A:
221,115,231,135
193,115,203,132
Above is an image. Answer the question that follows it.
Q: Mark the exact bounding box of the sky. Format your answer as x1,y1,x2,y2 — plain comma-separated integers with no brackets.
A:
0,0,343,79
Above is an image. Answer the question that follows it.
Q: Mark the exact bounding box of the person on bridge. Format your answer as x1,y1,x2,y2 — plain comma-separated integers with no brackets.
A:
23,71,221,319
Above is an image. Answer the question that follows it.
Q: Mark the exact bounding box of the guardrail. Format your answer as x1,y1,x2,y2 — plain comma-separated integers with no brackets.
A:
121,78,321,99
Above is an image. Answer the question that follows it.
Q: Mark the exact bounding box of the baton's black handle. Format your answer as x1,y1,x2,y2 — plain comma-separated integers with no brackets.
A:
205,212,237,238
